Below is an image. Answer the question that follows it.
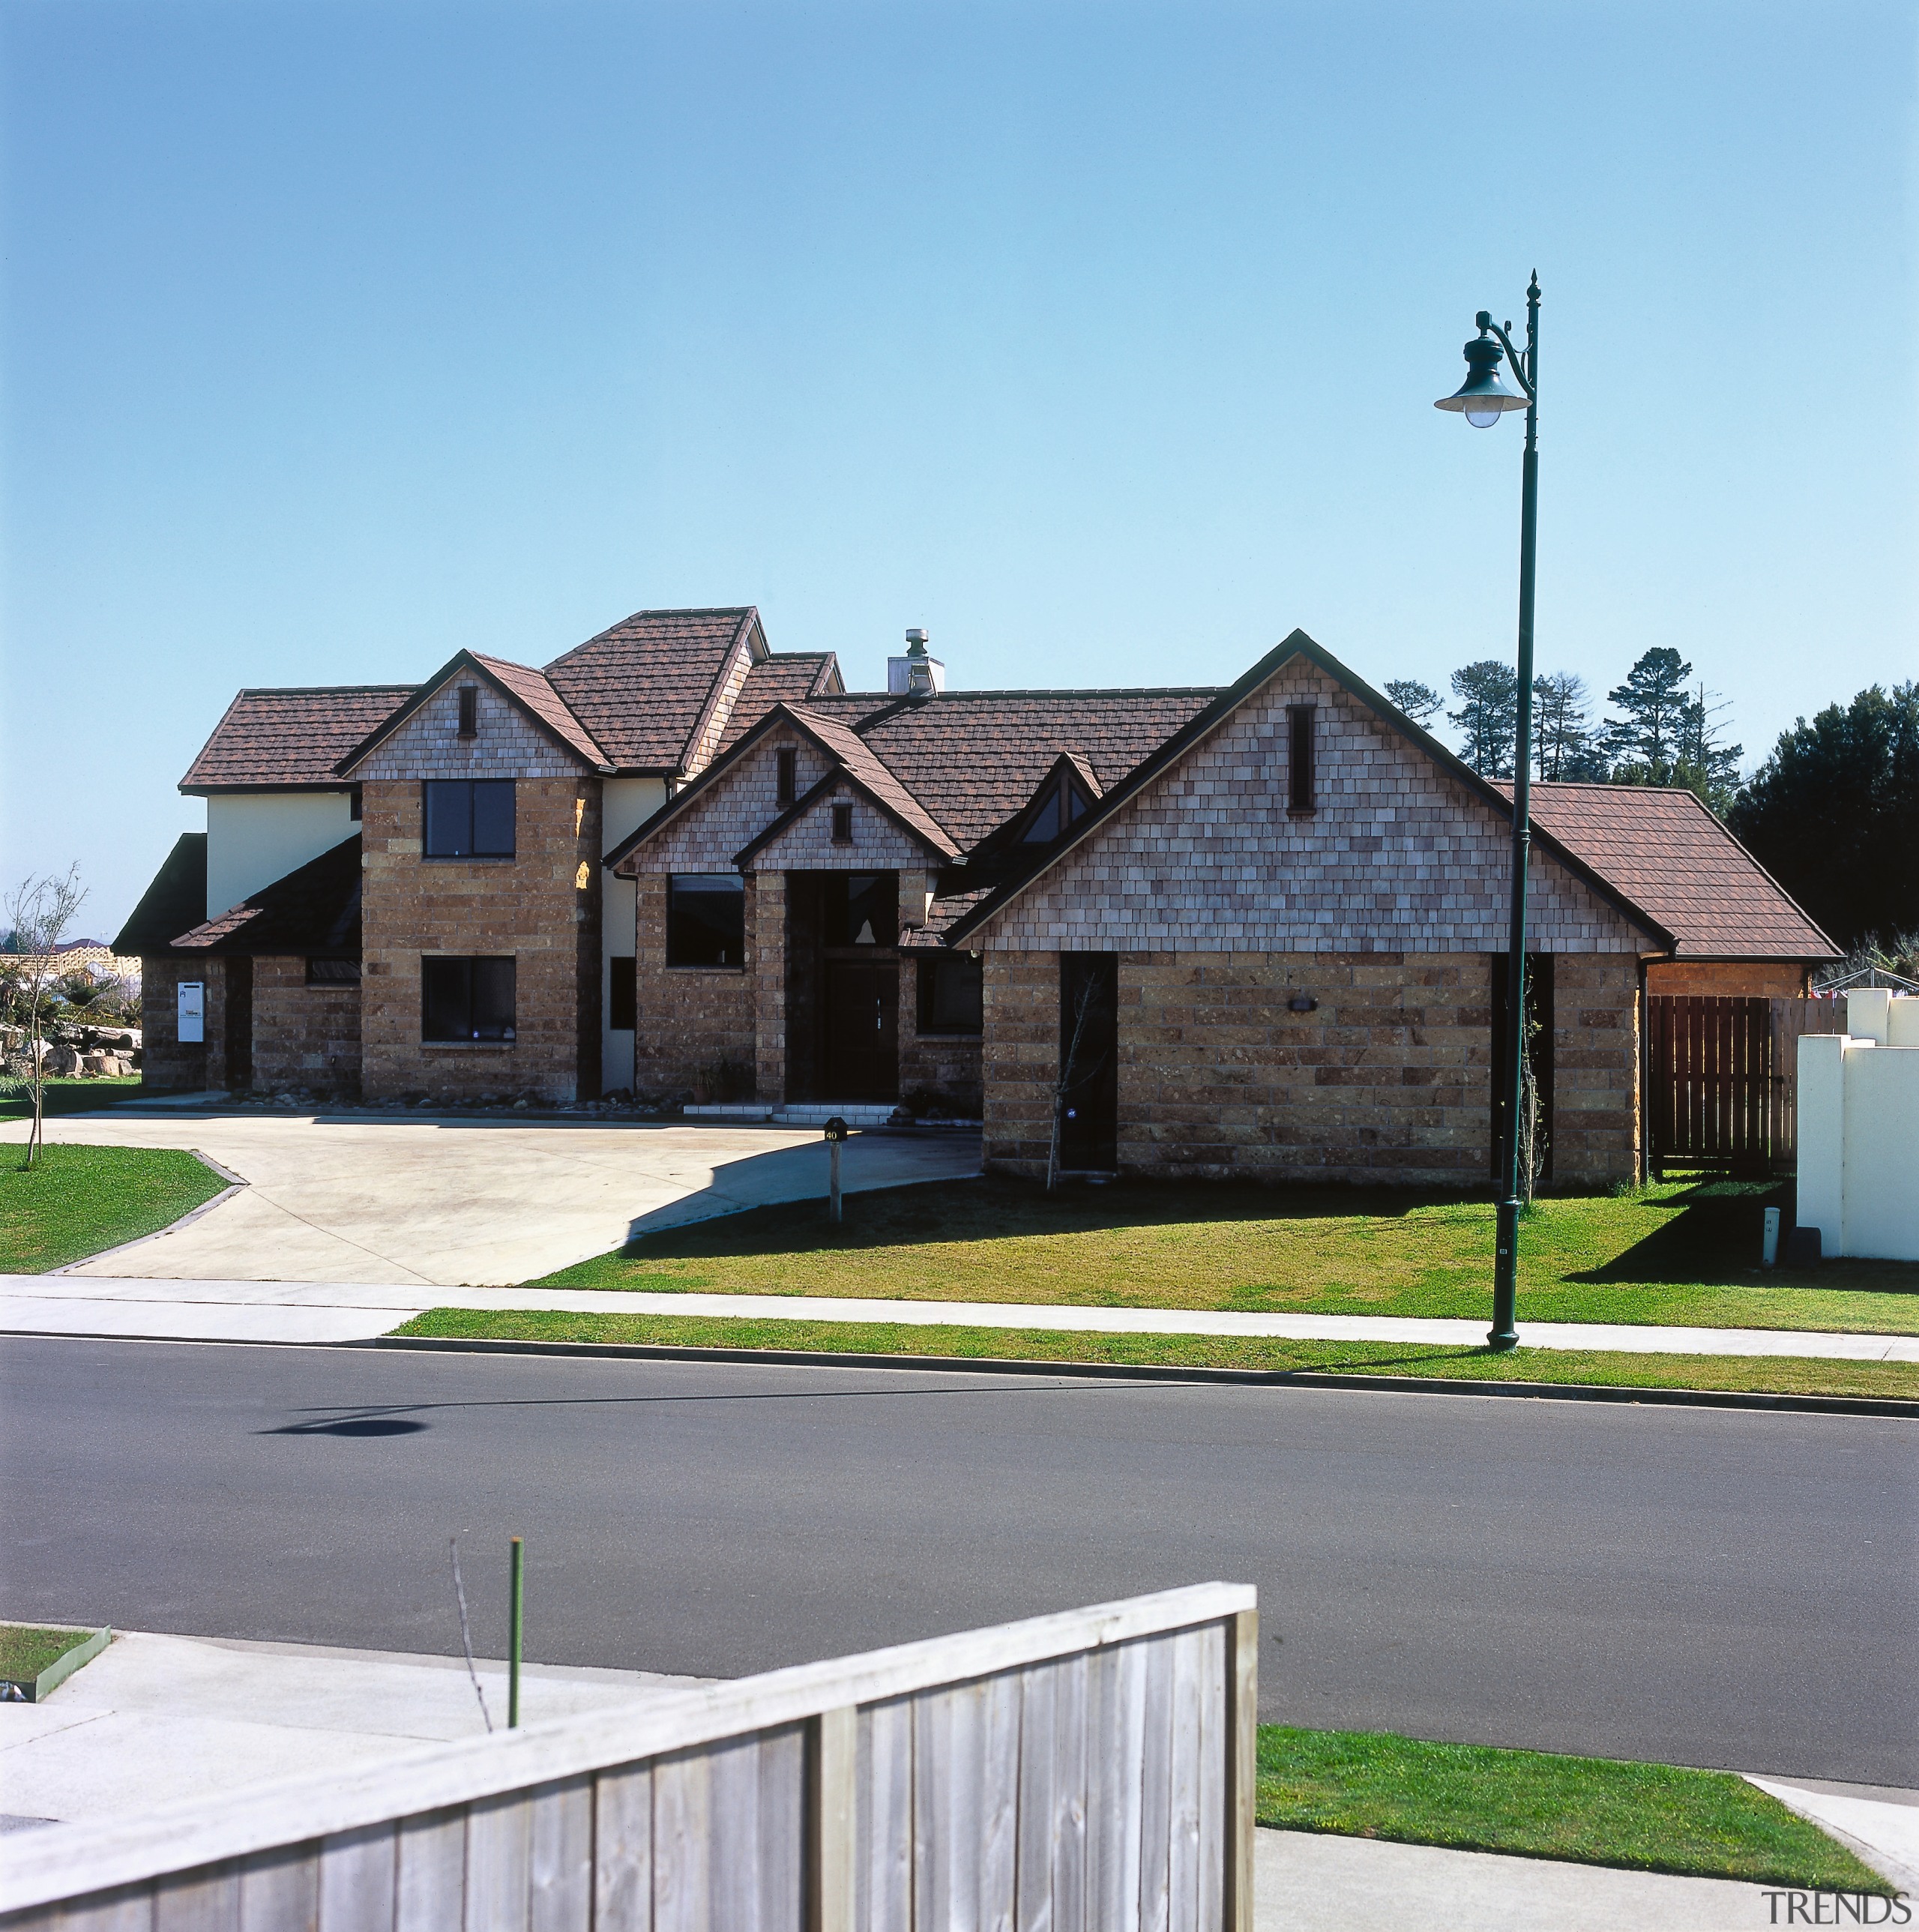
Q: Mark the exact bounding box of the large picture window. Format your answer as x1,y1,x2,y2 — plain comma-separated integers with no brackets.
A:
424,780,515,858
918,953,983,1035
421,957,516,1041
667,874,745,968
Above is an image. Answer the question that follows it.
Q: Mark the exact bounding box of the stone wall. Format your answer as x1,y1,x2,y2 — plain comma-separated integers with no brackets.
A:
138,956,208,1092
982,948,1640,1188
753,871,786,1105
359,776,601,1104
1646,960,1812,999
250,955,362,1095
631,870,759,1102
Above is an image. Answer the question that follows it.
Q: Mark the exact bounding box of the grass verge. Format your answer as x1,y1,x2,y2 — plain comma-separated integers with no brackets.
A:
0,1624,94,1682
1256,1725,1885,1890
530,1176,1919,1336
0,1143,230,1273
391,1309,1919,1402
0,1076,145,1122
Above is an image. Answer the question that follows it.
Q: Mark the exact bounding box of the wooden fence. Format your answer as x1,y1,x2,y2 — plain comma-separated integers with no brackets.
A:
0,1583,1256,1932
1648,996,1849,1176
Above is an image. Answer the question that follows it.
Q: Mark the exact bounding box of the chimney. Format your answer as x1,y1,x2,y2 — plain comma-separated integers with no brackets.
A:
888,627,945,698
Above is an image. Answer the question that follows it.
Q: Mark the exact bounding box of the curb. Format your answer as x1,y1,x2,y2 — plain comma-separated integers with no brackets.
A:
49,1150,250,1276
357,1334,1919,1419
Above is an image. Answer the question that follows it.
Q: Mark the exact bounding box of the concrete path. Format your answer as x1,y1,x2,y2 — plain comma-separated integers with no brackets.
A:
4,1270,1915,1358
0,1629,707,1833
0,1112,981,1287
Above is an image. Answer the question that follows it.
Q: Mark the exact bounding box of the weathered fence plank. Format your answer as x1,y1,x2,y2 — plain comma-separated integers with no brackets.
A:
3,1586,1255,1932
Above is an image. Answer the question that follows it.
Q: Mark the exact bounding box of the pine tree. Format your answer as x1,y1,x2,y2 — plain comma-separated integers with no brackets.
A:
1672,684,1744,814
1531,672,1605,780
1447,660,1518,776
1602,648,1693,780
1384,679,1444,727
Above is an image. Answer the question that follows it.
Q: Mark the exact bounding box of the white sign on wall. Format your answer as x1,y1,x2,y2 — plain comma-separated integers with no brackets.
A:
178,981,205,1044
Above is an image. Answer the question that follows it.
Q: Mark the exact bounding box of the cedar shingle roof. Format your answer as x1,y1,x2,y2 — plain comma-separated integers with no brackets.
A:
470,654,606,768
1492,782,1840,961
543,607,765,773
180,687,413,791
803,688,1219,848
718,653,846,749
114,834,209,956
169,835,363,956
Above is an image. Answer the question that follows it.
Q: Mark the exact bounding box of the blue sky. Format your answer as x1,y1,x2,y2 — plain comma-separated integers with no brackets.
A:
3,0,1913,933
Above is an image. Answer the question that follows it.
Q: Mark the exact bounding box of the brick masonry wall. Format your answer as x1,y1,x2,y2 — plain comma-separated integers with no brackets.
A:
974,660,1652,956
138,956,208,1091
982,948,1639,1187
250,955,362,1095
359,774,601,1104
899,871,983,1113
1646,960,1812,998
754,871,786,1104
632,870,759,1101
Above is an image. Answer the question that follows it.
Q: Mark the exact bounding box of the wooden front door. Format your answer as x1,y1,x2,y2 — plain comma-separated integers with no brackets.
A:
823,962,899,1101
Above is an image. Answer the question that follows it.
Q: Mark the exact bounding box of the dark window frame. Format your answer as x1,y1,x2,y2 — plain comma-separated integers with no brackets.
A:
831,801,855,844
347,785,362,823
1287,704,1317,814
1021,771,1093,845
917,952,983,1035
457,686,479,738
422,779,516,859
306,957,361,987
666,873,747,970
421,955,516,1043
608,955,636,1030
775,747,798,806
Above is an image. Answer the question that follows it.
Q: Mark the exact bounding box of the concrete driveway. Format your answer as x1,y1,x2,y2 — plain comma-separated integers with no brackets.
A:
1,1111,980,1287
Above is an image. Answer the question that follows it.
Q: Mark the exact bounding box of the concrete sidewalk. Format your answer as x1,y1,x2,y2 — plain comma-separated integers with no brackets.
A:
0,1111,981,1286
4,1270,1916,1358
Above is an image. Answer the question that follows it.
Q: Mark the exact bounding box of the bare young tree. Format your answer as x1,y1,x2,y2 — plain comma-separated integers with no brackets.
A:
1046,969,1112,1193
1,866,88,1168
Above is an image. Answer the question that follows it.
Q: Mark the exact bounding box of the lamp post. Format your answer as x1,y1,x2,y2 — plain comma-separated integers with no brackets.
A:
1435,271,1539,1352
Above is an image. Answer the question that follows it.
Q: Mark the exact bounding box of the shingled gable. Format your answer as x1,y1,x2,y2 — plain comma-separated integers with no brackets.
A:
606,702,960,873
942,629,1678,951
332,651,608,777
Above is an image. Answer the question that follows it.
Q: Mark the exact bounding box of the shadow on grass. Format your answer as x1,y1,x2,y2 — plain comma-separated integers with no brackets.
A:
615,1175,1492,1264
0,1077,145,1122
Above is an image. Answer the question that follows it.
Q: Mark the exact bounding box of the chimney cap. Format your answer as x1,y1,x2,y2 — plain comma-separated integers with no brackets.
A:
904,628,930,654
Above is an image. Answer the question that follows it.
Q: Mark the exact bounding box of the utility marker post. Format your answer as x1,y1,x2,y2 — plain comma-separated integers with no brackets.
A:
823,1116,849,1225
508,1536,524,1728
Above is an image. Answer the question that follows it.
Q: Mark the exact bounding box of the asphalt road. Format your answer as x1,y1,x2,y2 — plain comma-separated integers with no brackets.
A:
4,1338,1913,1786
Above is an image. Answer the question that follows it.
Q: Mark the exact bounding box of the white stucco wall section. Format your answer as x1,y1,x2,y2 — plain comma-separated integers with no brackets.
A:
205,793,358,919
600,776,668,1094
1796,992,1919,1262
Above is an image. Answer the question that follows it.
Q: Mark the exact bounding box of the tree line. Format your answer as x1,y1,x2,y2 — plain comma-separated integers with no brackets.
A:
1379,651,1919,959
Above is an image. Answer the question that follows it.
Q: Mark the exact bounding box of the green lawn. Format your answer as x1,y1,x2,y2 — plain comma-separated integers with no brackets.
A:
0,1624,95,1682
529,1175,1919,1334
393,1308,1919,1403
0,1075,145,1122
1256,1725,1886,1890
0,1143,230,1272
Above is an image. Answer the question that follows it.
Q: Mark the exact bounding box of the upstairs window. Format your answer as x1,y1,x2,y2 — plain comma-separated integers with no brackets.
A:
831,802,854,843
457,686,479,738
668,873,745,968
422,957,515,1041
424,780,515,858
776,747,798,806
1287,704,1317,813
918,953,983,1034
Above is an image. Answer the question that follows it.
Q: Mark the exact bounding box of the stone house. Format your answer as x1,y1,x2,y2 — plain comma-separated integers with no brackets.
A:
119,610,1834,1187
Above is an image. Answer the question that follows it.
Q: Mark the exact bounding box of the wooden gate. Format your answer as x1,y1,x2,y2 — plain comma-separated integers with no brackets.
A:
1648,996,1847,1176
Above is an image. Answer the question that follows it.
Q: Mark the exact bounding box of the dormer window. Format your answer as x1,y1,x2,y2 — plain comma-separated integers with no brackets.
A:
457,687,479,738
1021,768,1094,843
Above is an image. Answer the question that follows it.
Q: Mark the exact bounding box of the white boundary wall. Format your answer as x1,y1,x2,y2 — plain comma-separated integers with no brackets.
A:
1795,991,1919,1262
0,1583,1256,1932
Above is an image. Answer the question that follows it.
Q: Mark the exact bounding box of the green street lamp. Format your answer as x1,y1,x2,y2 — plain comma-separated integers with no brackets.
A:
1436,271,1540,1352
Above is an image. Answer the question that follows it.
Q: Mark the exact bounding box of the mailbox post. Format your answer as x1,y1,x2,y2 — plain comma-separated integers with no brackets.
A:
823,1116,849,1224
